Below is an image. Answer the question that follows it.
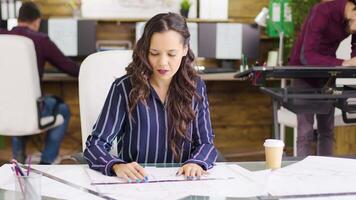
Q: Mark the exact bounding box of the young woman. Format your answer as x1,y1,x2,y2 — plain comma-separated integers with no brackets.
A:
84,13,217,182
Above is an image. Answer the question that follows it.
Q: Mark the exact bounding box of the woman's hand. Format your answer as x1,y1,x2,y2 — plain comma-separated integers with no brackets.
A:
176,163,208,180
112,162,148,183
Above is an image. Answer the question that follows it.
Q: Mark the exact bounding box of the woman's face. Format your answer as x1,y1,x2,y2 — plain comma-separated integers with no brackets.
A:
148,30,188,83
346,2,356,33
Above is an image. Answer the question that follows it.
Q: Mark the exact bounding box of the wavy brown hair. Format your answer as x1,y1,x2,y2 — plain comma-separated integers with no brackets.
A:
126,13,199,161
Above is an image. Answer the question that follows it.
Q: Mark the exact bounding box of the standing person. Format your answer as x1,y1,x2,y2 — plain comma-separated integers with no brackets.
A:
84,13,217,181
289,0,356,156
0,2,80,164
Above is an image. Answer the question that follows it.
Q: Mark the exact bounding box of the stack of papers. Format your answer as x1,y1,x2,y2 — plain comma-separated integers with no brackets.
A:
266,156,356,198
85,164,267,200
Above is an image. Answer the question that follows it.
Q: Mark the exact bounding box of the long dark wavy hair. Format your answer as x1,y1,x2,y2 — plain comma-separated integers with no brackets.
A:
126,13,199,161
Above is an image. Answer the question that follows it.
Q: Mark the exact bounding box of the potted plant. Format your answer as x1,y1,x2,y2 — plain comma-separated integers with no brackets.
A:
180,0,191,18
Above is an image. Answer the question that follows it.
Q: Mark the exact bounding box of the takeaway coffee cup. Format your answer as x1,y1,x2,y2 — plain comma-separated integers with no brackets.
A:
264,139,284,170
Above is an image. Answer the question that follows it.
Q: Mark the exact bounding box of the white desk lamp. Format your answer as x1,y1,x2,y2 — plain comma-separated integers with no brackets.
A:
255,7,284,67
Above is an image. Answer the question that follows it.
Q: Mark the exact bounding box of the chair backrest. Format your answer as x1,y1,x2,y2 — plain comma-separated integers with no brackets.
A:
79,50,133,152
0,35,42,135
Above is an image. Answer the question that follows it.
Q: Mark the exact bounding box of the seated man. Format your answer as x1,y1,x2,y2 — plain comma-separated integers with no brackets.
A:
0,2,80,164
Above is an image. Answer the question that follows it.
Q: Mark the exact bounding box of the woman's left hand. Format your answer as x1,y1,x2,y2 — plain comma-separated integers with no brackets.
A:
176,163,208,179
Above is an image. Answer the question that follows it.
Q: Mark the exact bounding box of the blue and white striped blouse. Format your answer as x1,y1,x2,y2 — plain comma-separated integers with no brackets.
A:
84,75,217,176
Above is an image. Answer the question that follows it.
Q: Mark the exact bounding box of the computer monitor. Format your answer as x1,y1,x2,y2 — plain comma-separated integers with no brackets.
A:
198,23,260,67
47,19,96,57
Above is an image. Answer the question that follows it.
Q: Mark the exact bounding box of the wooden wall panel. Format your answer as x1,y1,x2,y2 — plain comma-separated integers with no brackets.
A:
43,82,82,152
206,81,272,161
33,0,74,17
334,126,356,155
228,0,269,23
96,22,136,49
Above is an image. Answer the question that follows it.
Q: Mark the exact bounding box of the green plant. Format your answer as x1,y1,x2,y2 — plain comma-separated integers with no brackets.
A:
284,0,319,62
180,0,191,11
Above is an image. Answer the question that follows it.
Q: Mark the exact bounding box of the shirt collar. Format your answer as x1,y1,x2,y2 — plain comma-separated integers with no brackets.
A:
148,82,168,107
11,26,32,32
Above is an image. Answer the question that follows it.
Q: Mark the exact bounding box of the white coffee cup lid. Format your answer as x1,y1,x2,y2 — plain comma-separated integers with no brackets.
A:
264,139,284,147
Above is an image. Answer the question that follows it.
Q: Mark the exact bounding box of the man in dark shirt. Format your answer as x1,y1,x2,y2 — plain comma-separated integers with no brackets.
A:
0,2,80,164
289,0,356,156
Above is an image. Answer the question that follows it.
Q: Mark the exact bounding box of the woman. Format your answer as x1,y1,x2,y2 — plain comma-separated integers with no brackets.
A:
84,13,217,182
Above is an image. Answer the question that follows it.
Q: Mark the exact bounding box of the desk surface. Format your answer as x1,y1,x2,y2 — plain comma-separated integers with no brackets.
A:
43,73,77,82
3,159,355,200
0,161,293,200
43,72,240,82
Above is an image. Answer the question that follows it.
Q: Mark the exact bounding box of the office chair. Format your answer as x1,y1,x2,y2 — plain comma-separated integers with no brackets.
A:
0,35,64,136
79,50,132,155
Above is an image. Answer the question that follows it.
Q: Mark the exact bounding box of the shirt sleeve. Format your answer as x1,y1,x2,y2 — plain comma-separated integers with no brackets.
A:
84,80,127,176
184,79,217,170
42,36,80,77
301,10,343,66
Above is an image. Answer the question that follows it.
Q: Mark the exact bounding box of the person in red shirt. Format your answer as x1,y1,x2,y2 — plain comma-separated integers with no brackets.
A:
289,0,356,156
0,2,79,164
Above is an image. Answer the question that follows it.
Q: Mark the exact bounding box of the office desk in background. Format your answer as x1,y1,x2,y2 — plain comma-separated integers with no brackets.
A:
43,73,77,82
43,72,240,82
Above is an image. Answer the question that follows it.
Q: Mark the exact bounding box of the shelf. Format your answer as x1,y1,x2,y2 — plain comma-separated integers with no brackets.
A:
43,17,241,23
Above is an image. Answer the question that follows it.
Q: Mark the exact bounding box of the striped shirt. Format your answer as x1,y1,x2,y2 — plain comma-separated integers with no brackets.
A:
84,75,217,176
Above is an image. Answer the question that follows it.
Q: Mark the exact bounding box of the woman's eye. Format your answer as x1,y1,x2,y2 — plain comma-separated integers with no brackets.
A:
150,53,158,56
168,54,176,57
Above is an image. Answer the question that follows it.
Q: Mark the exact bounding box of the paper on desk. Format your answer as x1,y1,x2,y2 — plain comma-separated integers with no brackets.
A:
86,163,267,199
85,163,243,184
281,196,356,200
267,156,356,197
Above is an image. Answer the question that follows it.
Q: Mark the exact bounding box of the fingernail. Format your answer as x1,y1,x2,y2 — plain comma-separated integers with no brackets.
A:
144,176,149,181
127,179,132,183
136,179,141,183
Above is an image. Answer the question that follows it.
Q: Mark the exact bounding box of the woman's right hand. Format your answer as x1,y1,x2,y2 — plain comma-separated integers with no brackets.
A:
342,57,356,66
112,162,148,183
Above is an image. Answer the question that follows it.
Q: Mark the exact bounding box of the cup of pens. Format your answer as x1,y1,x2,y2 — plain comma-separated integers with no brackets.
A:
14,173,42,200
12,159,42,200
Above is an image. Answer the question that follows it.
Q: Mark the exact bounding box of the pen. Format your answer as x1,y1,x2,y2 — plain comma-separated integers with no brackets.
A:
11,165,25,196
12,159,25,176
27,155,32,176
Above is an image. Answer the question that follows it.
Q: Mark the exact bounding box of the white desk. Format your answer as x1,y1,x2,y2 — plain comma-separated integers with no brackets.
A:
0,162,274,200
2,158,356,200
